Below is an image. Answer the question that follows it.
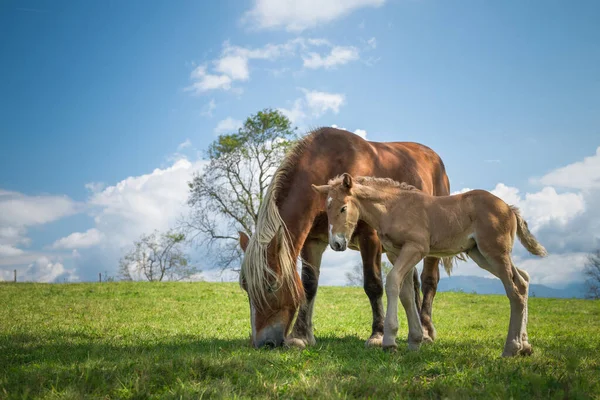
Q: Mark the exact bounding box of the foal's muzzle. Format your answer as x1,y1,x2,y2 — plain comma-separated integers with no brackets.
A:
330,235,347,251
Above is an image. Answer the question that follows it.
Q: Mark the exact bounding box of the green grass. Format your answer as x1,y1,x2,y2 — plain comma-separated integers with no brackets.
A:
1,282,599,399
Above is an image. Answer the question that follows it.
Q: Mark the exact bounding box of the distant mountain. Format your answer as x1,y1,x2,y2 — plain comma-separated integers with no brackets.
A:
437,275,587,299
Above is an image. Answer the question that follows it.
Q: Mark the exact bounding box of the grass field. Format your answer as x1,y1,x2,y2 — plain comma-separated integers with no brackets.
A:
1,282,599,399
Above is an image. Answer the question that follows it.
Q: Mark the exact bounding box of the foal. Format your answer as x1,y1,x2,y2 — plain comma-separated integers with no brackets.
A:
313,173,547,357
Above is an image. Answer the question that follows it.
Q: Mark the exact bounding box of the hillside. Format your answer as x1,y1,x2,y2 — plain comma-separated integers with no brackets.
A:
1,282,599,399
437,275,587,298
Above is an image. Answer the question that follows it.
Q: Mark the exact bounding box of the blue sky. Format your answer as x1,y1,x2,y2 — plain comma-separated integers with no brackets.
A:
1,0,599,287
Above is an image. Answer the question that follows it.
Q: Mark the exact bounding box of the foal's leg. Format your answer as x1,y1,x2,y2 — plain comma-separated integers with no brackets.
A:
356,223,385,347
383,246,425,352
288,238,327,348
468,247,530,356
420,257,440,342
513,262,532,354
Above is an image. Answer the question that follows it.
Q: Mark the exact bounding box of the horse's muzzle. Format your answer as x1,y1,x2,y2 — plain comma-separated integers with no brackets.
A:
254,323,285,349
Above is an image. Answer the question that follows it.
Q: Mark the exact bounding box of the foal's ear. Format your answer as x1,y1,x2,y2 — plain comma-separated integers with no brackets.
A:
311,184,330,195
238,231,250,252
342,173,353,190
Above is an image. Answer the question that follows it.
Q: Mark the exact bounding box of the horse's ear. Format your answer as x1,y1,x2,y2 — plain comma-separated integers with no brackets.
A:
311,184,330,195
342,173,353,190
239,231,250,252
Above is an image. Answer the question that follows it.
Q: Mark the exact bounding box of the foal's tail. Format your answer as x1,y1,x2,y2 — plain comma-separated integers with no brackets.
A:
510,206,548,257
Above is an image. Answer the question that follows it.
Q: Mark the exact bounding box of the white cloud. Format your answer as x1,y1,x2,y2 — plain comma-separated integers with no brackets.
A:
88,159,208,249
491,183,585,232
304,89,345,116
52,228,104,250
536,146,600,190
214,117,243,134
215,55,250,81
187,65,233,93
25,257,76,283
303,46,359,69
1,256,77,283
367,37,377,49
353,129,367,139
187,38,365,94
279,89,345,123
85,182,105,193
201,99,217,117
0,244,24,257
0,190,80,261
243,0,386,32
279,99,306,124
0,190,79,228
330,125,367,140
177,139,192,151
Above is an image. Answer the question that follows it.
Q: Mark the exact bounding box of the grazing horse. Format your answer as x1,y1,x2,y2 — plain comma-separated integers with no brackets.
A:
314,173,547,356
239,127,451,349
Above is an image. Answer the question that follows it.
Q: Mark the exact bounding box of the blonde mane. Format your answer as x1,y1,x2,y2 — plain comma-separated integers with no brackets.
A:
328,175,421,192
240,132,316,310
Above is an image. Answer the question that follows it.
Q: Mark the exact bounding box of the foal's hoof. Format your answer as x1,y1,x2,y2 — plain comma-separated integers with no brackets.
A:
407,342,422,351
519,343,533,356
382,344,398,353
365,333,383,348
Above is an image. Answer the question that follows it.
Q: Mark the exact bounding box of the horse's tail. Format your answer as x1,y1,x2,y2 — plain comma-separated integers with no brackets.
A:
440,254,466,276
510,206,548,257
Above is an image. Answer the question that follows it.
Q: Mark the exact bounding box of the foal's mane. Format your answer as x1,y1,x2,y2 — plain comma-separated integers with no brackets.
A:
240,130,318,310
328,175,421,192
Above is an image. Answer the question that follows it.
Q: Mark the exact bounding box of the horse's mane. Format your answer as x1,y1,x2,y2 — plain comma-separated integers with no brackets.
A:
240,130,318,310
328,175,421,192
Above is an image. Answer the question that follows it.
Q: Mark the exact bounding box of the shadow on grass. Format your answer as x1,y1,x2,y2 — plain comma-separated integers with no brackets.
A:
1,332,597,399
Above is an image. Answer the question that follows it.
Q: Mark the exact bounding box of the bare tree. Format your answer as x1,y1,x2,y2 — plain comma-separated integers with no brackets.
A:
182,109,296,270
584,249,600,299
346,261,394,287
119,230,199,281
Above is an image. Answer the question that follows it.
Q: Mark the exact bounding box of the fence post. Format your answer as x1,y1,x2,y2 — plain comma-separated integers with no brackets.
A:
14,269,16,283
99,273,102,283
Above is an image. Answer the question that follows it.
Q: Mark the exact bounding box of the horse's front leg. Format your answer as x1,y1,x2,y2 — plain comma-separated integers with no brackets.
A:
287,238,327,348
420,257,440,342
355,222,385,347
383,245,425,352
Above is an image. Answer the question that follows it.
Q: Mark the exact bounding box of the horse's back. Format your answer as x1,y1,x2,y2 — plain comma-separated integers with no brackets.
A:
307,128,450,196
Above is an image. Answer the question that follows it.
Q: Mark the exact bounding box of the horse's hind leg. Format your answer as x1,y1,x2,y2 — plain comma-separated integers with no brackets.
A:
356,223,385,347
468,247,531,357
420,257,440,342
288,238,327,348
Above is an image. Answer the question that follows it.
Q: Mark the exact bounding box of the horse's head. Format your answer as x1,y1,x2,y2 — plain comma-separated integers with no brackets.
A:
238,230,303,348
312,173,359,252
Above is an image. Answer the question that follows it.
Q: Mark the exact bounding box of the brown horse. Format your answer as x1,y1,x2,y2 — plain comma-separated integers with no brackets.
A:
314,174,547,356
239,127,451,348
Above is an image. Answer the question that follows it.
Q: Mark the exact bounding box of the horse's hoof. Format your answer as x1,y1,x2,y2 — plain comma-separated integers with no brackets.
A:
365,333,383,348
383,344,398,353
284,337,306,349
422,334,434,344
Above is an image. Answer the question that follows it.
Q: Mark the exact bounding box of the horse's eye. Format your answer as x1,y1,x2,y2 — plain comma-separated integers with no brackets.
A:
341,205,347,213
267,284,276,293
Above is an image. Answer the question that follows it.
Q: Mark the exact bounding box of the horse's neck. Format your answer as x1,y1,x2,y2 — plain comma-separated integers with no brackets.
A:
278,185,321,257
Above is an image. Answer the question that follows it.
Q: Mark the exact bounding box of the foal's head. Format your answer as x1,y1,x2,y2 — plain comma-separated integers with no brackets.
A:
312,173,360,252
